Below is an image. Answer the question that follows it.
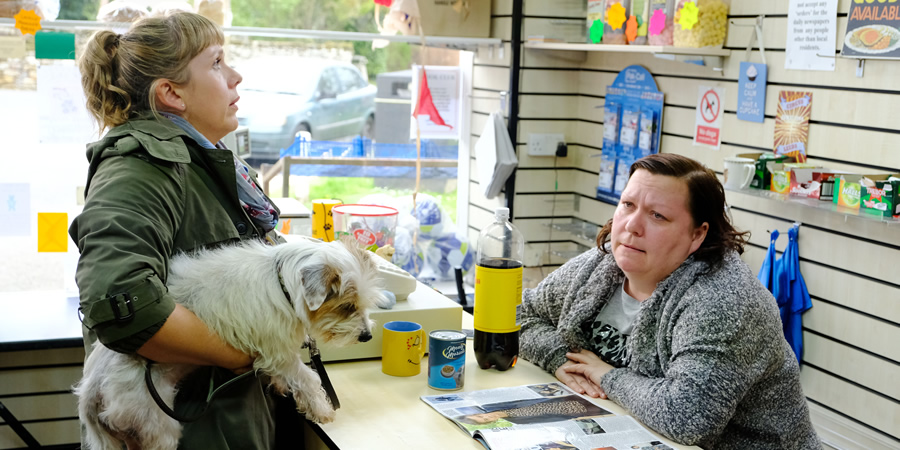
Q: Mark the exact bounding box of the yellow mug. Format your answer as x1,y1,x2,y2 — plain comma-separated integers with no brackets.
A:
311,199,342,242
382,321,426,377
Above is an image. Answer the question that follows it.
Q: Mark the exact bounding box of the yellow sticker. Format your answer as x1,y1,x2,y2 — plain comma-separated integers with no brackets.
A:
678,1,700,30
14,9,42,36
607,2,627,31
473,265,523,333
37,212,68,252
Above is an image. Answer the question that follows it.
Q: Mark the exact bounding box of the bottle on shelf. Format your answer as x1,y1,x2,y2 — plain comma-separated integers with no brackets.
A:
473,207,525,371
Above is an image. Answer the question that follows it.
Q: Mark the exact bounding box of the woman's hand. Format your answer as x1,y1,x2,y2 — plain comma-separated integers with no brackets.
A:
554,350,606,398
561,350,614,399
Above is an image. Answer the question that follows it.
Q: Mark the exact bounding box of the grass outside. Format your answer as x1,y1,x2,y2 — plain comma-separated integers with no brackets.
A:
305,177,458,223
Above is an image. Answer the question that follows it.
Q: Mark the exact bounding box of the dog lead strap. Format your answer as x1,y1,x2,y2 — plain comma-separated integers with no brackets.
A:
307,337,341,409
144,361,256,423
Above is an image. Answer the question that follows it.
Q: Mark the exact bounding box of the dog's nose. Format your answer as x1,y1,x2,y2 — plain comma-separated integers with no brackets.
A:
358,330,372,342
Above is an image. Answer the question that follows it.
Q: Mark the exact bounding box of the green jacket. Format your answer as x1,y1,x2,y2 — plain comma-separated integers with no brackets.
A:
70,116,277,351
69,116,288,449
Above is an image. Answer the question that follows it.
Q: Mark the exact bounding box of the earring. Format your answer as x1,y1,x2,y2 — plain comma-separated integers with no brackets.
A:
181,103,185,109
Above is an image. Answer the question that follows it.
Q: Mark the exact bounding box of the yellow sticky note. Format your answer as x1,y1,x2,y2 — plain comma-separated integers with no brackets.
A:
37,212,68,252
14,9,42,36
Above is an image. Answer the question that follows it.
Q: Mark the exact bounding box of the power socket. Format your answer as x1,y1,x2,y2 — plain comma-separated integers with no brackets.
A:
527,133,565,156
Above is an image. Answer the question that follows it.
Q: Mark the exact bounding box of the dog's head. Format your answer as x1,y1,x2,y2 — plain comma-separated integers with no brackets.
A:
276,237,386,347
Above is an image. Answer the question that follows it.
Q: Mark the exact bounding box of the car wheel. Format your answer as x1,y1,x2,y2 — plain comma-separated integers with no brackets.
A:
362,115,375,139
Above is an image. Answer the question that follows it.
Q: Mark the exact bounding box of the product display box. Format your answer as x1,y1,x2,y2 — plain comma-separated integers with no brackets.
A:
860,176,900,218
738,153,793,190
832,173,898,213
789,169,851,201
769,163,816,194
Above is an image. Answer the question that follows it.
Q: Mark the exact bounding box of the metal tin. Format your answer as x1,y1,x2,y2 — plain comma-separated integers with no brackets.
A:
428,330,466,390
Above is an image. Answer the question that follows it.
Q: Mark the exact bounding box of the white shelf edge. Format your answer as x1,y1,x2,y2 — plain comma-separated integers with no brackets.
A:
0,18,501,47
524,41,731,57
726,187,900,227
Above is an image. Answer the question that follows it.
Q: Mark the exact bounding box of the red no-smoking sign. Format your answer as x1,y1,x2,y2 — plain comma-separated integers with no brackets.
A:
694,86,724,149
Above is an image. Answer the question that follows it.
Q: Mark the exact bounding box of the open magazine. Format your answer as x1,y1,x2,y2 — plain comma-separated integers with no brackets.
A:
421,382,675,450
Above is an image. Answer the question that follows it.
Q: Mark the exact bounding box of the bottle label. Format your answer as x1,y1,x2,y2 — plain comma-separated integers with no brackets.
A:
473,265,523,333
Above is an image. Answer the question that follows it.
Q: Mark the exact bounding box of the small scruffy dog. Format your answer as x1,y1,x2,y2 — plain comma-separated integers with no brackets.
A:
75,237,384,450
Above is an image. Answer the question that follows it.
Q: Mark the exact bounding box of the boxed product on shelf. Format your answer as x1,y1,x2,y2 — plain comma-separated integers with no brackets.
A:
737,152,793,190
631,0,651,44
860,175,900,218
832,173,896,211
648,0,676,45
673,0,729,48
788,169,852,201
770,163,817,194
603,0,629,45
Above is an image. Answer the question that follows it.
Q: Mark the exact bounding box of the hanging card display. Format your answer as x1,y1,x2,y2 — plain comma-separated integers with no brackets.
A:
596,65,665,205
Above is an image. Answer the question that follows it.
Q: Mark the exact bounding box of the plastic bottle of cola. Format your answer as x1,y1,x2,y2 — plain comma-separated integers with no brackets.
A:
473,207,525,371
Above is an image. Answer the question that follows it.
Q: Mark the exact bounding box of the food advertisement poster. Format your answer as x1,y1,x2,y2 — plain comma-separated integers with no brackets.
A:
774,91,812,163
842,0,900,58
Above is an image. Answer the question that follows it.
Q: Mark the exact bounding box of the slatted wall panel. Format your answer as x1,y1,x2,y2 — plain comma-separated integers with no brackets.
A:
0,348,83,448
468,0,900,447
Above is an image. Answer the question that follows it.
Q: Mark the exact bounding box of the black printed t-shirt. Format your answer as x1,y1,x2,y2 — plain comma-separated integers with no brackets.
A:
581,282,642,368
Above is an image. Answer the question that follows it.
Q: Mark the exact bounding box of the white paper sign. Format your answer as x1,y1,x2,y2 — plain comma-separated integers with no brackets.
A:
693,86,724,150
0,183,31,236
0,36,26,59
410,65,461,140
785,0,839,71
38,64,97,144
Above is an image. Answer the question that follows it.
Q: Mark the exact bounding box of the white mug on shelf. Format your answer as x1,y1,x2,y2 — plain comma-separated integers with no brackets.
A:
723,157,755,190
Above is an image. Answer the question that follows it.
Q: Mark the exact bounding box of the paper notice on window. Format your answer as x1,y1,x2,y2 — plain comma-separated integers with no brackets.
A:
785,0,839,71
37,64,98,144
0,183,30,236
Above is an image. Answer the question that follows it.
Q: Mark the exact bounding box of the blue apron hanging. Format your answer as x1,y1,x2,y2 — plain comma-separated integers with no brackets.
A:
778,224,812,364
758,229,787,320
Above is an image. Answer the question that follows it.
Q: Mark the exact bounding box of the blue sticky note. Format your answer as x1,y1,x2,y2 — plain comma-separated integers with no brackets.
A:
35,31,76,60
737,62,767,123
0,183,31,236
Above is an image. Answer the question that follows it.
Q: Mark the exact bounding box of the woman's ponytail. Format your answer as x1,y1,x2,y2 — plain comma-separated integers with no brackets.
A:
79,30,132,132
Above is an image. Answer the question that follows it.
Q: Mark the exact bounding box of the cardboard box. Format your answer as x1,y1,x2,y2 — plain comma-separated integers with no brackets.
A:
738,153,792,190
419,0,491,38
832,173,895,211
789,169,850,201
771,163,816,194
860,176,900,218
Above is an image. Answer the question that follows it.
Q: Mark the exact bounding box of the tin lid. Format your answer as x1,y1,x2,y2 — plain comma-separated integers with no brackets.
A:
430,330,467,340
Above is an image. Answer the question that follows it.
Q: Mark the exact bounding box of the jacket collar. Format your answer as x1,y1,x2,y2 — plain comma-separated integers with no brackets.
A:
86,112,199,164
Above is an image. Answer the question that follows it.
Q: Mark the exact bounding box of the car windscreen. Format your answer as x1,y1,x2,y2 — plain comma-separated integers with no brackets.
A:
238,64,322,96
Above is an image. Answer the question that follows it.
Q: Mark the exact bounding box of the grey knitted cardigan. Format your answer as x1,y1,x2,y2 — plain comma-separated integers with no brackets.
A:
519,247,821,449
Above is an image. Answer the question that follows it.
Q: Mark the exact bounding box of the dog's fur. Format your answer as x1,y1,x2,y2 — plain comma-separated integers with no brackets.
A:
75,237,384,450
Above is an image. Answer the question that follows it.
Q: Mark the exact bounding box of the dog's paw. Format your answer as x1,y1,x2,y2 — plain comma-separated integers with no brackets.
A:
295,388,336,424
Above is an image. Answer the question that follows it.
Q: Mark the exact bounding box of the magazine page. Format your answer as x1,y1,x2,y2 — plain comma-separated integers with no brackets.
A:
477,415,675,450
421,383,613,438
421,383,675,450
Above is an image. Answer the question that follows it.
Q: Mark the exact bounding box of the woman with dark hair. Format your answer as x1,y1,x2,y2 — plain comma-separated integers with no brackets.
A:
519,154,820,448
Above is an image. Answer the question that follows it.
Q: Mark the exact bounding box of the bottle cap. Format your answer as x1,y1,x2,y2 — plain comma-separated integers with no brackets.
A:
495,207,509,220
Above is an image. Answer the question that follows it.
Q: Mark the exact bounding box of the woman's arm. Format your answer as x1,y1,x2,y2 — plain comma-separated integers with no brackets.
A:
137,304,254,373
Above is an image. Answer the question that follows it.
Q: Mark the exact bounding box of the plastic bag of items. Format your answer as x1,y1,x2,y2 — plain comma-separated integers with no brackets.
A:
359,193,474,282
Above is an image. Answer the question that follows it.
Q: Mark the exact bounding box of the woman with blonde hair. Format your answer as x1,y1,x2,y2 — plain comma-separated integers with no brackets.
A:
71,11,293,448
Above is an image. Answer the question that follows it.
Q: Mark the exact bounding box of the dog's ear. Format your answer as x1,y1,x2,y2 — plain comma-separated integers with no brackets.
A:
300,264,340,311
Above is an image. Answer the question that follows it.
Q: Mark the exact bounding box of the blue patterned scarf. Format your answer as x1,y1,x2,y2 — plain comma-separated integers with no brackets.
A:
161,112,279,232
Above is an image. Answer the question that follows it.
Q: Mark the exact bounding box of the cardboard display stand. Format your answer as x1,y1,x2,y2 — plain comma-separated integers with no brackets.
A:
597,65,665,205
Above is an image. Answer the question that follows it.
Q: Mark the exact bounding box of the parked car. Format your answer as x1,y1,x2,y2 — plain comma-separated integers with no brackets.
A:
236,58,376,163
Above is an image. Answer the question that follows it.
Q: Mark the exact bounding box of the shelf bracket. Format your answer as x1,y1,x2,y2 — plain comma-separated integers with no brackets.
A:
856,58,865,78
